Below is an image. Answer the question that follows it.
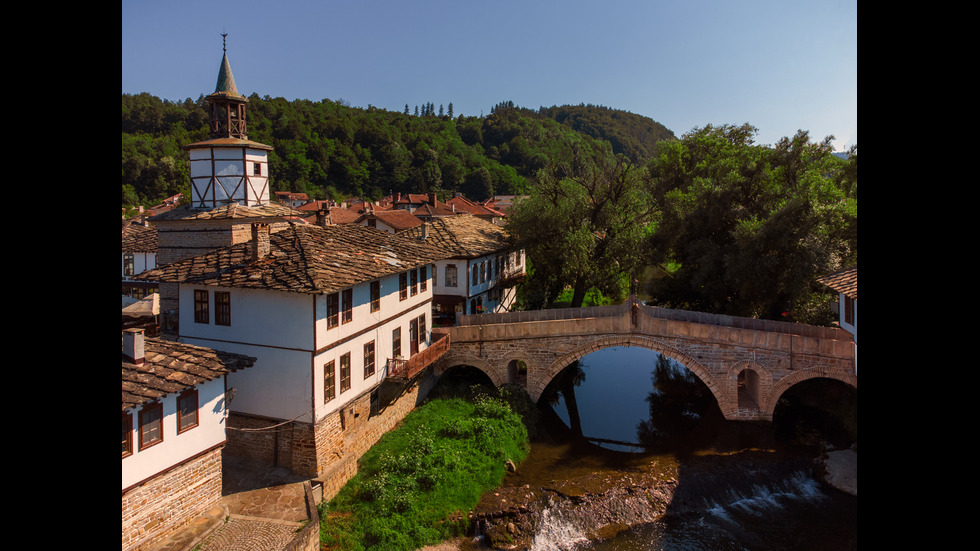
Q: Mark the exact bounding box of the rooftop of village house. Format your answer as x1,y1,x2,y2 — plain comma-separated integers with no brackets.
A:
400,214,512,258
148,202,305,222
122,222,158,253
122,332,256,411
816,267,857,299
137,221,451,294
355,208,425,230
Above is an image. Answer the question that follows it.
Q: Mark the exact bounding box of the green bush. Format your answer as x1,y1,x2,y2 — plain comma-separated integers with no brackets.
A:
320,396,530,550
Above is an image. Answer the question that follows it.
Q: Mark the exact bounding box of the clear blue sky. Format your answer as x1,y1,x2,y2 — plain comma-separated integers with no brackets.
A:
122,0,857,151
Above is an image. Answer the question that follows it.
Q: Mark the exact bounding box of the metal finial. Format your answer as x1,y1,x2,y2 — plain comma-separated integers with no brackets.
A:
221,32,228,53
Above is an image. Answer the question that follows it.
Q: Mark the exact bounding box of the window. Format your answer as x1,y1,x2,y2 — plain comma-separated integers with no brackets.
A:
342,289,353,324
324,360,336,403
370,281,380,312
364,341,376,378
409,318,419,355
194,290,209,324
432,265,437,287
417,314,426,347
399,273,408,300
420,266,428,292
367,218,377,228
253,162,261,176
177,390,199,433
392,327,402,358
215,291,231,326
480,262,486,283
138,402,163,450
445,265,457,287
122,412,133,457
327,293,339,329
410,269,418,296
124,253,134,276
340,353,351,392
472,265,478,286
844,296,855,325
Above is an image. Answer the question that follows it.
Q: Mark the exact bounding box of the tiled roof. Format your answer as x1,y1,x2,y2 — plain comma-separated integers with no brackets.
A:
182,136,274,151
122,224,158,253
358,209,424,230
400,214,512,258
817,267,857,299
447,196,506,218
413,202,457,217
137,222,450,294
122,336,255,411
148,203,303,222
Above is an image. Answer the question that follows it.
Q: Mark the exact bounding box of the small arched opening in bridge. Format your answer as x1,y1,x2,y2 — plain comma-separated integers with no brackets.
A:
771,376,858,449
737,368,761,410
507,359,528,387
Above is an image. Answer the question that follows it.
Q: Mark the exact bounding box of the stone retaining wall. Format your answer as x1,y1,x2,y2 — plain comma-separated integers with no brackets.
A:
121,446,223,551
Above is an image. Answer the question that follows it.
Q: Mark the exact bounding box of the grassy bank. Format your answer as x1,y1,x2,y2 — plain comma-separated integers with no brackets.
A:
319,391,531,550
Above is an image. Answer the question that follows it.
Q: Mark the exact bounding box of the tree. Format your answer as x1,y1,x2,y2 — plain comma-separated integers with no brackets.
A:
508,140,655,309
645,124,856,323
447,102,454,118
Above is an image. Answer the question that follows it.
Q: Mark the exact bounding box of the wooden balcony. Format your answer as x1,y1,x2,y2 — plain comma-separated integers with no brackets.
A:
387,331,450,381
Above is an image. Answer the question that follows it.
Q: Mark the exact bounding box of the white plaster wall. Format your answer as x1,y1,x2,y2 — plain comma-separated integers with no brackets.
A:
432,260,467,297
179,286,316,421
840,293,857,343
122,377,227,490
188,146,269,206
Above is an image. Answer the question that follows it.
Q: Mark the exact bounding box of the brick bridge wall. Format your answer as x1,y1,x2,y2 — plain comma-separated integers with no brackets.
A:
435,299,856,421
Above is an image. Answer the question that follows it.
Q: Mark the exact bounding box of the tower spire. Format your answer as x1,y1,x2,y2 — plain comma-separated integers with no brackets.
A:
207,33,247,139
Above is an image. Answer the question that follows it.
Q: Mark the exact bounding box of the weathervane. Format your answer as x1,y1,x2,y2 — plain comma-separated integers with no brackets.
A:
221,31,228,54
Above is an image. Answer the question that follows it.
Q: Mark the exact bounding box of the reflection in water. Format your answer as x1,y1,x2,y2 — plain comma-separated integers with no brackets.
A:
529,346,857,551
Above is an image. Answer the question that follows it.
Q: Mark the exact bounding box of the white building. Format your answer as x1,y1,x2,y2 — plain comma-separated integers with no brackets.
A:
816,266,857,343
122,222,158,299
400,215,525,325
138,221,451,477
122,328,255,551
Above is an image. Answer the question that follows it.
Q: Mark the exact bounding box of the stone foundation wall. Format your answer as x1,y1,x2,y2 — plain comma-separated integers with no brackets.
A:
121,446,223,551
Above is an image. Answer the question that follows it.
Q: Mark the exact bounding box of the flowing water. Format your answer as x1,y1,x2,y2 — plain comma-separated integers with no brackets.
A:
465,346,858,551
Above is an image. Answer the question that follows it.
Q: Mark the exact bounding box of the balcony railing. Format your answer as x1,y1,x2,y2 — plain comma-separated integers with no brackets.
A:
387,331,451,381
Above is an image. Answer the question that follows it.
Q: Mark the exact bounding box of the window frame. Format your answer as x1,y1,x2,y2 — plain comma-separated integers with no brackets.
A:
327,292,339,329
420,265,428,292
342,288,353,324
410,269,418,296
445,265,457,287
370,281,381,312
324,360,336,403
364,340,376,378
138,401,164,451
215,291,231,326
177,389,199,434
340,352,351,393
392,326,402,358
124,252,134,276
194,290,209,324
399,273,408,301
122,412,133,457
843,295,855,325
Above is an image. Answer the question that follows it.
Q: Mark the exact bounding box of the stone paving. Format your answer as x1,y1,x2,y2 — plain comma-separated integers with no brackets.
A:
153,455,312,551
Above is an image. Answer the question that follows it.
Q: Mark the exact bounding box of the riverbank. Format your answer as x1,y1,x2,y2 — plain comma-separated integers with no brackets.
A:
819,447,857,496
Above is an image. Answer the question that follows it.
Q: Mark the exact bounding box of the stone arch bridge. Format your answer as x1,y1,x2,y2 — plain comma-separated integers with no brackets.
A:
432,298,856,421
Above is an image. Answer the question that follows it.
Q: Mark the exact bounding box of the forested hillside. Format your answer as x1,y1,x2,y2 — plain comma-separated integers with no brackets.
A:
121,93,674,209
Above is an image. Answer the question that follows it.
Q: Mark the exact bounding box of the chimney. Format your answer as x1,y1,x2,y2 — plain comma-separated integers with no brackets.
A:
420,221,429,241
123,328,145,365
251,223,271,261
428,192,437,205
316,206,330,227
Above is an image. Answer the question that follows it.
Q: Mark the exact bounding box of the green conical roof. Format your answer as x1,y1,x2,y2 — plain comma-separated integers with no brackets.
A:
214,53,242,97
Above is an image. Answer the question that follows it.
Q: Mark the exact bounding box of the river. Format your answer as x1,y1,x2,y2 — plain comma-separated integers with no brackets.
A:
457,346,858,551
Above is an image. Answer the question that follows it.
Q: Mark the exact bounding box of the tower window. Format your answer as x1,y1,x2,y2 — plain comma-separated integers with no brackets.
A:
253,162,261,176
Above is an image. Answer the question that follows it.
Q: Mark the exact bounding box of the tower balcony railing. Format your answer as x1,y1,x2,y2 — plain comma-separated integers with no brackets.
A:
386,331,450,381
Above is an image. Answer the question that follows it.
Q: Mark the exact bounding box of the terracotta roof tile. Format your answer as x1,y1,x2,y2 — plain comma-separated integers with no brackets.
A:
122,336,255,411
357,209,424,230
137,222,450,294
817,267,857,299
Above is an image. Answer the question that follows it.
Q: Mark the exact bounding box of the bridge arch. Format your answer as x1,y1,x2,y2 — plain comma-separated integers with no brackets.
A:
766,367,857,417
529,334,724,412
435,351,503,388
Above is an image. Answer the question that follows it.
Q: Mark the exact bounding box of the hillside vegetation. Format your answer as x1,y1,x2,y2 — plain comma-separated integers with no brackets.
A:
121,94,675,209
